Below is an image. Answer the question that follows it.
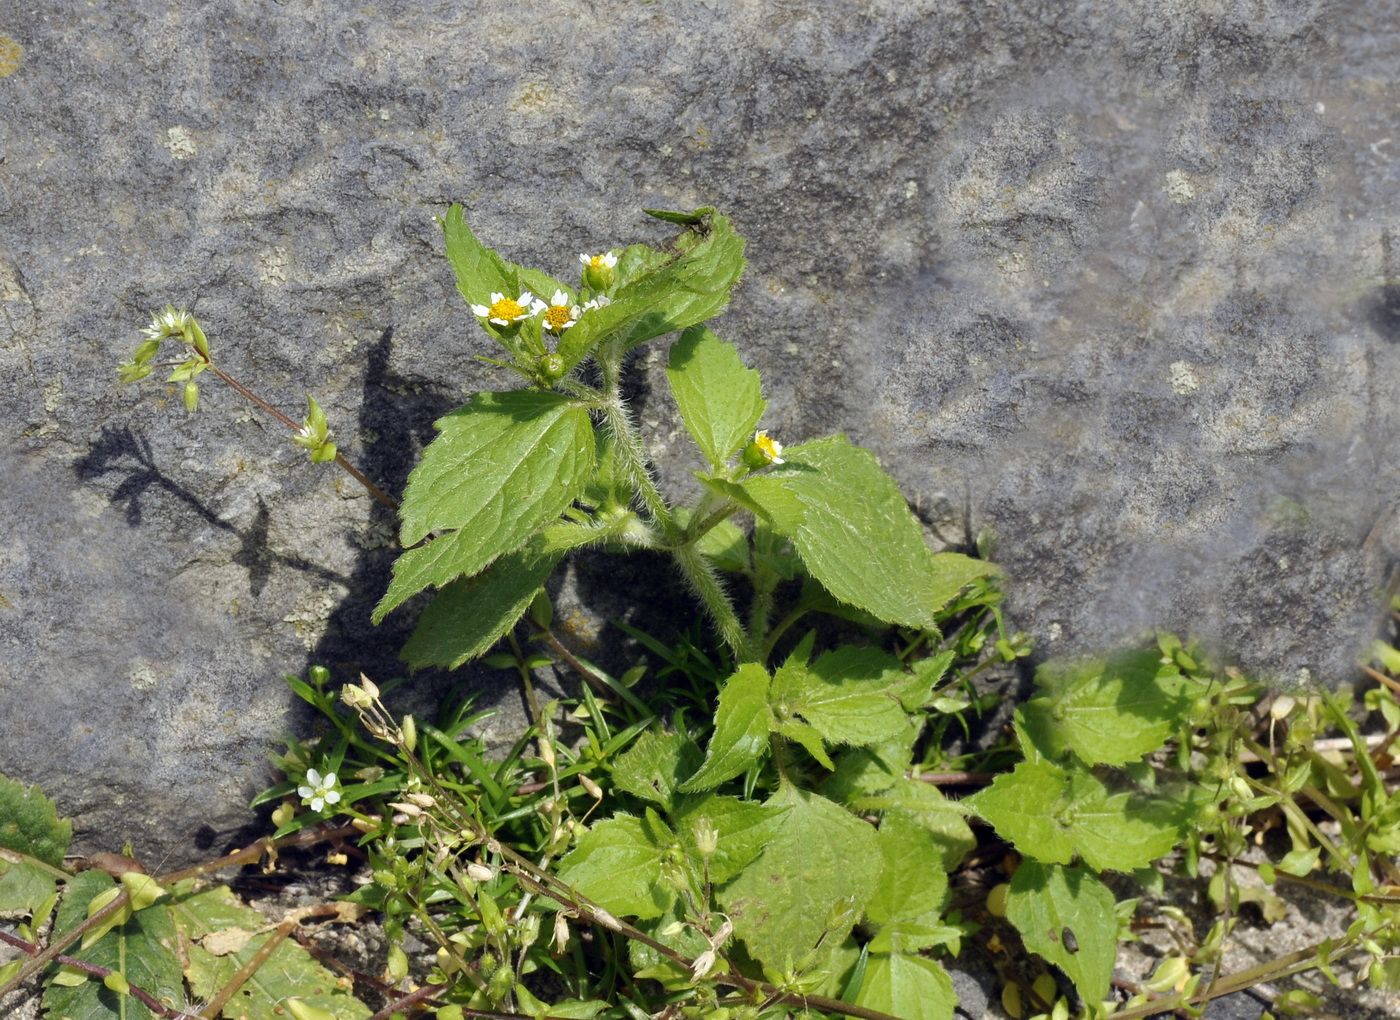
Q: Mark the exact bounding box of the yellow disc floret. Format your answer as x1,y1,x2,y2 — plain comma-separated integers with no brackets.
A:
489,296,527,321
753,431,783,463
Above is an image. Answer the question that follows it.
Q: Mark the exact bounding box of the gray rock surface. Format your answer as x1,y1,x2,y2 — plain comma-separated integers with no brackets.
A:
1,0,1398,887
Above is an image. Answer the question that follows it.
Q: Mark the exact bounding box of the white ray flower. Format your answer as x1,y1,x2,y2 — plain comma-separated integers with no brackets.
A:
469,291,537,327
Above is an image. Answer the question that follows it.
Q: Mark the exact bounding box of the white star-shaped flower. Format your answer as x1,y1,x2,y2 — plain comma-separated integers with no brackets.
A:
297,768,342,813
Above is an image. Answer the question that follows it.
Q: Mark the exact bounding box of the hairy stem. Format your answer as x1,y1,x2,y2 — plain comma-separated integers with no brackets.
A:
746,574,776,663
594,341,748,656
674,542,749,659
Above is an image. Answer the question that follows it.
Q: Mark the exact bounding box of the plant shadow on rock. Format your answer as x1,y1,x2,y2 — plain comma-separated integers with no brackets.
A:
1371,231,1400,345
69,327,510,851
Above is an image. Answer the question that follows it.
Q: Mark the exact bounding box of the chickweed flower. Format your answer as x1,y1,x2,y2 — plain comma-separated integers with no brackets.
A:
470,292,537,328
537,289,582,334
579,250,618,291
292,395,338,463
297,768,342,812
742,429,785,470
141,305,194,342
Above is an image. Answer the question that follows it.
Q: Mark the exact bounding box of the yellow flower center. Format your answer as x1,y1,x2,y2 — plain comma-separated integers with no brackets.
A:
544,305,573,331
754,434,780,461
488,297,525,321
588,255,608,269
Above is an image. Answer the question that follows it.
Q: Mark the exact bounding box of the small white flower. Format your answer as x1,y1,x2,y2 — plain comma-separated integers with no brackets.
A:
141,305,193,342
469,291,537,327
537,288,582,334
582,295,612,312
577,251,618,270
297,768,342,812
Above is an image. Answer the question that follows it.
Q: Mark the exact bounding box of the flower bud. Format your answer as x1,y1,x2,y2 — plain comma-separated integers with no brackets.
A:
466,861,495,883
401,714,417,752
691,949,717,980
386,943,408,982
182,381,199,412
552,912,570,953
579,251,618,291
692,819,719,859
741,430,784,470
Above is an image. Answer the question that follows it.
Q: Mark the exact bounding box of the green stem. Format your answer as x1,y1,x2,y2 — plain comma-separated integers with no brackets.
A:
762,603,812,660
747,574,777,664
1108,934,1352,1020
684,499,741,547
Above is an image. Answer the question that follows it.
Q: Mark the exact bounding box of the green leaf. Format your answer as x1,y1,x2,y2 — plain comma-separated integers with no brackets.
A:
442,205,516,308
0,854,59,915
675,794,788,884
849,779,976,871
627,901,710,980
1017,651,1191,766
168,883,371,1020
865,813,950,954
752,517,802,580
1005,861,1118,1004
375,391,595,621
41,871,185,1020
666,326,766,470
695,518,749,573
556,212,746,371
0,773,72,867
610,730,704,809
719,786,879,971
400,544,562,669
555,816,673,920
441,206,568,352
770,646,910,747
967,760,1187,871
853,954,957,1020
679,664,773,792
643,206,713,225
742,436,995,629
824,738,915,802
775,719,836,770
